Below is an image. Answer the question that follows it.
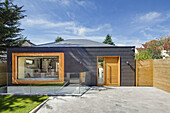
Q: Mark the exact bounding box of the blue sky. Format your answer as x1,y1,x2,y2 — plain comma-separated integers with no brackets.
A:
14,0,170,47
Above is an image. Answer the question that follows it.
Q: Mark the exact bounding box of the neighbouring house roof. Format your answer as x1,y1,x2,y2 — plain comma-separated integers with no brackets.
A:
136,48,145,51
22,40,35,47
0,40,35,62
34,39,114,47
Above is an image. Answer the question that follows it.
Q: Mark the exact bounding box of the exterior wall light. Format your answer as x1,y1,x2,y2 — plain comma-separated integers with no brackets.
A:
126,61,129,65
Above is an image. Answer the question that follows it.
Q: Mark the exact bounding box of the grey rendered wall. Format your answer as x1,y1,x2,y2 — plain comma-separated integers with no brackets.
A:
7,47,135,86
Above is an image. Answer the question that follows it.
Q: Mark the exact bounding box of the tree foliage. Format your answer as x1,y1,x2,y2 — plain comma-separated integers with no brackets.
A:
136,36,170,60
147,36,169,59
135,50,152,60
55,36,64,42
103,34,115,45
0,0,26,60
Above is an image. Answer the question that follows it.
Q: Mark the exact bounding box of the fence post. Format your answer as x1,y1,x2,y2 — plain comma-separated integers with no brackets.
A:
135,60,138,86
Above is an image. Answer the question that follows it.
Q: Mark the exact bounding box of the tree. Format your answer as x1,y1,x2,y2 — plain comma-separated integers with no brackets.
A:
135,36,170,60
103,34,115,45
164,36,170,57
135,50,152,60
147,36,169,59
55,36,64,42
0,0,26,60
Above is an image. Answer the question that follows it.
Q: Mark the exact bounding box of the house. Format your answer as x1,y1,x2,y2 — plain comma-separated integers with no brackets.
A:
7,39,135,86
0,40,35,63
136,38,170,58
22,40,35,47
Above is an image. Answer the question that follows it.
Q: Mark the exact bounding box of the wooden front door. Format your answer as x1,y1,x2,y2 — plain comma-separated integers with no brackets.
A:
105,57,119,86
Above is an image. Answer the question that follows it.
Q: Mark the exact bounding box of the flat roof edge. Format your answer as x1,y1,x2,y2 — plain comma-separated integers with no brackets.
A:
7,46,135,49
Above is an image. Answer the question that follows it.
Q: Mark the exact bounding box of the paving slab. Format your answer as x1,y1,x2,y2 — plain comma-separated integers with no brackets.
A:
36,87,170,113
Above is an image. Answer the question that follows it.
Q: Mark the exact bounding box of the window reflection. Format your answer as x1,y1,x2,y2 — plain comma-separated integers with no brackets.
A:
18,56,59,80
98,57,104,85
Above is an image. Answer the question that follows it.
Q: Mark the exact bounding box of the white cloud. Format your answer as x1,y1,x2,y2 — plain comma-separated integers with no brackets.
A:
22,16,168,48
60,35,105,40
167,12,170,18
139,12,161,22
110,35,145,47
24,20,144,47
130,11,170,43
143,26,170,34
77,27,86,36
116,39,144,47
132,12,168,24
140,30,155,40
60,0,70,6
45,0,72,7
75,0,86,6
74,0,96,9
23,18,75,27
22,17,112,44
22,18,112,36
47,0,93,7
66,12,75,20
67,24,111,36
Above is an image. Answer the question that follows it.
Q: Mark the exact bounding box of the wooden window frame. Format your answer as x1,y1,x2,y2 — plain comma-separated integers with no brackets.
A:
97,56,120,86
80,72,86,85
12,53,64,84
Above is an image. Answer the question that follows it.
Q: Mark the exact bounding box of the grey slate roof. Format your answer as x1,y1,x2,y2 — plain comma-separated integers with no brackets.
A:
34,39,114,47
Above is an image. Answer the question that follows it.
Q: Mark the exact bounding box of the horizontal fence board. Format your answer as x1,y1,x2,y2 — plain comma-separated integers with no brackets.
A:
153,58,170,93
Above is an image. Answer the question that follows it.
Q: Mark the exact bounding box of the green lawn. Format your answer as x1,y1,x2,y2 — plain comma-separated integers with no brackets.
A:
0,95,49,113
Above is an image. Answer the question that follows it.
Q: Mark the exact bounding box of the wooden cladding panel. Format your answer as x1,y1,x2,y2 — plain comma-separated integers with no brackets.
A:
136,60,153,86
153,58,170,93
12,53,64,84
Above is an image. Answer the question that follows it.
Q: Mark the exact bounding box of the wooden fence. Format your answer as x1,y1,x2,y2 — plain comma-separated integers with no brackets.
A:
136,60,153,86
153,58,170,93
136,58,170,93
0,63,7,86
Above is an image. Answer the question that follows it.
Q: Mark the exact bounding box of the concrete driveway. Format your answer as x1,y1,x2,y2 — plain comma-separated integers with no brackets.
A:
36,87,170,113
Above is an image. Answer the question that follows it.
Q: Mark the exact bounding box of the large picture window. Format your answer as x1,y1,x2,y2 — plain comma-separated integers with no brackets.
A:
12,53,64,84
18,56,59,80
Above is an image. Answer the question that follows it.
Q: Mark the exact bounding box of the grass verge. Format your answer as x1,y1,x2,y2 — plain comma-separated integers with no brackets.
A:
0,95,49,113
